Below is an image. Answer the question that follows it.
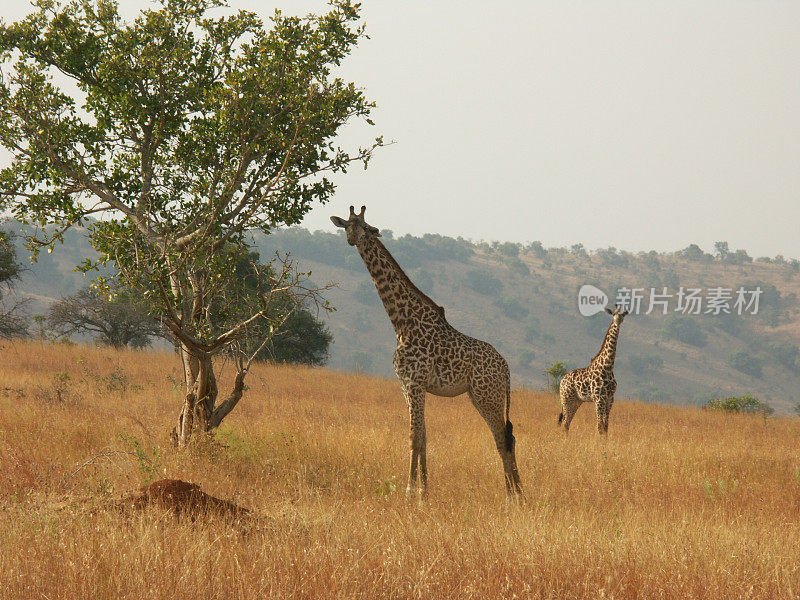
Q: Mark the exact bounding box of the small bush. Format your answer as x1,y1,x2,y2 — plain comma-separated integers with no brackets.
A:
544,361,568,393
705,394,773,416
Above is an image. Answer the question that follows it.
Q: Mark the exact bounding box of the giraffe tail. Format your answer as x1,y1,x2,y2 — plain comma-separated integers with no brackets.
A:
558,412,564,426
504,378,515,452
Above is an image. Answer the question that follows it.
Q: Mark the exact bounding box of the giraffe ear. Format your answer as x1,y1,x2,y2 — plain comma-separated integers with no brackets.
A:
330,216,348,228
621,309,630,316
605,307,613,315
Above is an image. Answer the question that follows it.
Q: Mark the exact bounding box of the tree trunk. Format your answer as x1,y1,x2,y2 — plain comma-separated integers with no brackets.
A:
169,344,251,448
171,347,218,448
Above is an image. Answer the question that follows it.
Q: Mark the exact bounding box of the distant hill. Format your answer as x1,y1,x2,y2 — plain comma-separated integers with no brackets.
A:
6,221,800,413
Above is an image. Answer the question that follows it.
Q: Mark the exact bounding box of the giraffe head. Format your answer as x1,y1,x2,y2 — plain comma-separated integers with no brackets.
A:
605,305,630,324
330,205,381,246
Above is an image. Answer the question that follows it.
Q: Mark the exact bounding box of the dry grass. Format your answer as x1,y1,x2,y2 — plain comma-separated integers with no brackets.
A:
1,339,799,599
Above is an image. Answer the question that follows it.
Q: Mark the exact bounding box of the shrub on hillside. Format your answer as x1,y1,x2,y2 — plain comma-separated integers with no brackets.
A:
728,249,753,265
493,241,519,257
640,251,660,271
659,316,708,347
525,241,547,259
766,342,800,373
463,269,503,295
495,297,529,321
570,244,588,257
727,351,763,378
596,247,629,268
678,243,712,262
524,318,541,343
390,234,473,268
629,355,664,376
507,257,530,277
707,313,743,337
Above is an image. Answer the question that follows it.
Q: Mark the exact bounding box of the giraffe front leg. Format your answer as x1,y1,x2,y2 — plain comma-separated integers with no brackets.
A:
595,398,610,435
400,381,427,498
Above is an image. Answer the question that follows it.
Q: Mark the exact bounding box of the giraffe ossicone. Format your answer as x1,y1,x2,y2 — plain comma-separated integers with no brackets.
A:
331,205,523,497
558,305,629,435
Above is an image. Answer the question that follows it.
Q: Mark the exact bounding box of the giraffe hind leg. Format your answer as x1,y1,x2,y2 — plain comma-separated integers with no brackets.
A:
561,396,581,434
558,381,581,434
468,389,523,496
503,419,523,496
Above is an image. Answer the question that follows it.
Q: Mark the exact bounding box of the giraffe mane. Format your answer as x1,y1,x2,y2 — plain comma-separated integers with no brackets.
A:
372,238,446,319
590,320,617,364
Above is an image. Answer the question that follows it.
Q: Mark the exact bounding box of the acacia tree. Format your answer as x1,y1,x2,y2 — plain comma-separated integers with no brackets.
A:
0,0,380,445
0,229,28,338
47,285,164,348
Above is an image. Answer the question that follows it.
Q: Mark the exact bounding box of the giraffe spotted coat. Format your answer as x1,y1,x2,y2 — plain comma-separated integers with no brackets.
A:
331,206,523,497
558,306,628,435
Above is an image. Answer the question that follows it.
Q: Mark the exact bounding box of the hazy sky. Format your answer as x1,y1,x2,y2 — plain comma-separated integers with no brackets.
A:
2,1,798,258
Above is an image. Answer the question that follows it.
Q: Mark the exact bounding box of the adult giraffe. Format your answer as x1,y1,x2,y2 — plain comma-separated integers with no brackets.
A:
331,206,523,497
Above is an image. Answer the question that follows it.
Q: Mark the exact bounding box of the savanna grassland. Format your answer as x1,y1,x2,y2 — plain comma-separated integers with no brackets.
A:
1,340,800,599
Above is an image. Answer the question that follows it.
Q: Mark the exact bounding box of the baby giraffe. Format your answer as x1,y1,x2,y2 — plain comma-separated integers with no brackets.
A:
558,305,629,434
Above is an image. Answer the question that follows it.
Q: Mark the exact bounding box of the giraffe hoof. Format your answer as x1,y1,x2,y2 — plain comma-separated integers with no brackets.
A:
514,493,527,506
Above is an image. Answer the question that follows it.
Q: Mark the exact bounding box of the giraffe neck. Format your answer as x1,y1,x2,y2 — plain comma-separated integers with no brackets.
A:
355,236,444,335
591,321,621,372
